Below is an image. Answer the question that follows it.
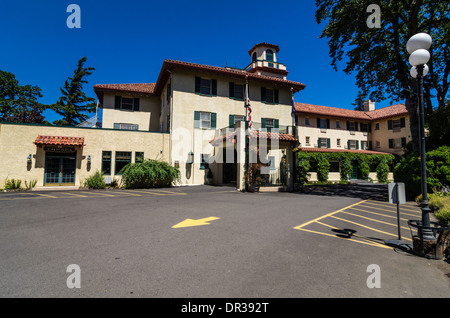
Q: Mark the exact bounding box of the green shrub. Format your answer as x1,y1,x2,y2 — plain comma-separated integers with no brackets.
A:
83,171,107,189
316,155,330,182
357,155,370,180
435,208,450,225
25,179,37,190
340,156,352,182
120,160,180,189
376,159,390,183
4,178,22,190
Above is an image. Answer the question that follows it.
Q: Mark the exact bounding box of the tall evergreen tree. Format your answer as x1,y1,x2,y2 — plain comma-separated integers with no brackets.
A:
315,0,449,152
0,69,47,123
352,91,367,111
52,57,96,126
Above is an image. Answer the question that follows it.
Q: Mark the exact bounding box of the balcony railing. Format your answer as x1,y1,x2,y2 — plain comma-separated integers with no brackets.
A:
244,59,287,72
217,122,293,136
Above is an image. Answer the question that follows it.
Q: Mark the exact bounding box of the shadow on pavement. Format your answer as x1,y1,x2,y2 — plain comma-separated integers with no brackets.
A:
299,183,389,201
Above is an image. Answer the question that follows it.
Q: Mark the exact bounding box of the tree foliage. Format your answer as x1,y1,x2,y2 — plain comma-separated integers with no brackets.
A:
52,57,96,126
315,0,450,151
120,160,180,189
0,69,47,123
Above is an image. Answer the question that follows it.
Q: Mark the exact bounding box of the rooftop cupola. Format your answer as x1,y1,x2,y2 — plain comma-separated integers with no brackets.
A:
246,43,288,79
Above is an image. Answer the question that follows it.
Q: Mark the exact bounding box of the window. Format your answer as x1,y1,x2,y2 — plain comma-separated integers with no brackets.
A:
337,138,341,147
329,162,340,172
114,96,140,111
195,77,217,96
115,151,131,174
305,136,310,145
113,123,139,130
388,118,406,131
318,138,330,148
375,123,380,130
305,117,310,126
135,152,144,163
261,87,279,104
200,154,210,170
376,141,381,148
194,111,217,129
261,118,279,131
229,82,244,100
361,141,367,150
336,120,340,129
317,118,330,129
348,140,358,150
360,123,369,132
102,151,111,175
266,49,274,67
347,121,358,131
229,115,245,128
401,137,407,147
252,52,257,63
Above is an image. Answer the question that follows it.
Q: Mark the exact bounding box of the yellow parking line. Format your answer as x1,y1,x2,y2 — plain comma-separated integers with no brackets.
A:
294,199,369,230
128,189,170,196
316,221,391,249
348,207,410,221
358,203,420,217
330,215,412,241
115,190,142,196
296,226,392,249
79,191,115,197
33,193,58,198
364,200,422,213
339,210,410,230
63,192,89,198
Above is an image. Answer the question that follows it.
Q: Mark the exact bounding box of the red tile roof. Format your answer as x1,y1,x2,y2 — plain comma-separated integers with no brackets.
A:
298,147,391,155
34,135,85,147
295,102,408,122
94,83,156,95
248,42,280,54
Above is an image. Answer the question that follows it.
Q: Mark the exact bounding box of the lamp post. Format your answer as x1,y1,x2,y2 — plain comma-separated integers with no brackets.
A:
407,33,435,243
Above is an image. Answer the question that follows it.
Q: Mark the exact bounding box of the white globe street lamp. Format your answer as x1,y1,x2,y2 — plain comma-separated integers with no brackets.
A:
407,33,436,248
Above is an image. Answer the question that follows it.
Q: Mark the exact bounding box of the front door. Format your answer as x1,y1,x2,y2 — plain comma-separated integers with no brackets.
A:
44,152,76,186
351,165,358,179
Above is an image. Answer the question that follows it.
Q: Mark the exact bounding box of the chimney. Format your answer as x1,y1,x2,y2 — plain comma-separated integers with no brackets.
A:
364,100,375,112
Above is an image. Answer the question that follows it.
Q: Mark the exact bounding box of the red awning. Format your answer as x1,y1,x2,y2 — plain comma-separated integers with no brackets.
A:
34,135,85,147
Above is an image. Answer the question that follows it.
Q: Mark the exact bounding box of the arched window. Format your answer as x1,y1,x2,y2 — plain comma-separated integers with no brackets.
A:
252,52,257,63
266,49,274,67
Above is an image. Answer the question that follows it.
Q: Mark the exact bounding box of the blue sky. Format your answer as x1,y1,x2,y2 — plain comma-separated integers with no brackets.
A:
0,0,395,123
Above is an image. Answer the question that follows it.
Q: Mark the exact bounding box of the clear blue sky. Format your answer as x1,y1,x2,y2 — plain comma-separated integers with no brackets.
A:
1,0,395,123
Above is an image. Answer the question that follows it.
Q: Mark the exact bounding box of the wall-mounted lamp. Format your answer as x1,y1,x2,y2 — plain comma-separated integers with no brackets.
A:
186,151,194,164
27,154,32,164
87,155,91,165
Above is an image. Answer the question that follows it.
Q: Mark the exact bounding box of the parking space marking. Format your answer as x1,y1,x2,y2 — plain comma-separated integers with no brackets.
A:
33,193,58,199
79,191,115,197
358,203,420,218
63,192,89,198
363,200,422,213
294,198,416,250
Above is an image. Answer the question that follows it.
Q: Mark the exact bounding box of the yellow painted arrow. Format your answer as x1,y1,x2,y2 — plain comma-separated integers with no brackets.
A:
172,217,220,228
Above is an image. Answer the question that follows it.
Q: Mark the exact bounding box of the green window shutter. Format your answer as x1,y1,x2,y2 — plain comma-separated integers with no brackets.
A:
115,96,121,109
400,117,406,128
356,140,359,150
361,141,364,150
210,113,217,129
229,115,235,128
388,120,393,130
261,118,266,129
355,122,359,131
194,111,200,128
326,119,330,129
229,82,234,98
318,138,321,148
346,121,350,130
274,89,279,103
347,140,351,149
195,77,201,93
133,98,140,111
211,79,217,96
401,137,406,147
327,138,331,148
317,118,321,128
274,119,279,129
261,87,266,102
389,139,394,148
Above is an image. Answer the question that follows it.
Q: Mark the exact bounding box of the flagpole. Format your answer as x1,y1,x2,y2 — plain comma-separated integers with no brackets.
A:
244,78,249,190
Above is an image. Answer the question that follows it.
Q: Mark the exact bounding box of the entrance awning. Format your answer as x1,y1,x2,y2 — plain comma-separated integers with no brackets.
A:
34,135,85,147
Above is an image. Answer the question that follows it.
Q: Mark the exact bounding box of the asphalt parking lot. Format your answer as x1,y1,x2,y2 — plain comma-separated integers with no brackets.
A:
1,185,449,298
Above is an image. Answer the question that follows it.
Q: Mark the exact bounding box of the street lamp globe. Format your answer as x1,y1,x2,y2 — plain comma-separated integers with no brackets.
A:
406,33,433,54
410,64,429,78
409,49,431,66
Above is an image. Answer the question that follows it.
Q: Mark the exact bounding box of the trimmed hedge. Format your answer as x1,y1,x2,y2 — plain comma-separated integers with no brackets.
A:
120,159,180,189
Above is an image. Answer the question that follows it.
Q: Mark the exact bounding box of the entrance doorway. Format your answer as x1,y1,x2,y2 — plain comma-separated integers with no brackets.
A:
351,164,358,179
44,152,76,186
222,149,237,184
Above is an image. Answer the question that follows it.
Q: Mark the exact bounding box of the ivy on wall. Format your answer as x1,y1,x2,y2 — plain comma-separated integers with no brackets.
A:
294,150,395,184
